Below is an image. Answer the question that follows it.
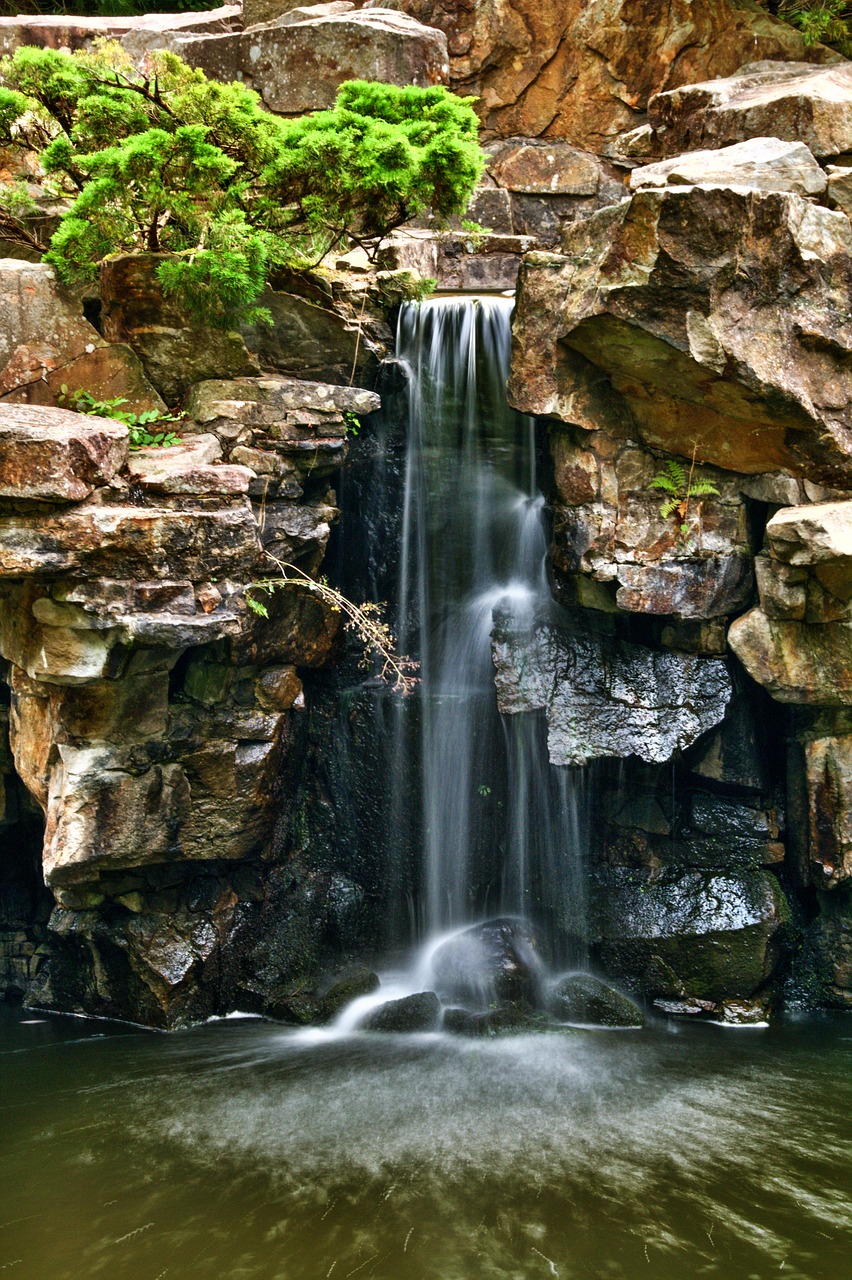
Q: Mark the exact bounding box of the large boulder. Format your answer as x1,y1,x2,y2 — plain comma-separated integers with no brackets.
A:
0,5,240,60
509,186,852,489
391,0,834,152
492,610,731,766
154,9,449,115
590,867,791,1002
0,403,127,504
651,61,852,159
429,917,546,1007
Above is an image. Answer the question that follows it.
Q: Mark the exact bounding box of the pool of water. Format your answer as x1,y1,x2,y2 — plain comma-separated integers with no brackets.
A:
1,1004,850,1280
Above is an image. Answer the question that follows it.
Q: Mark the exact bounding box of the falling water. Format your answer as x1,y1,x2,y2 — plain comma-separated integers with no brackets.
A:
388,295,587,955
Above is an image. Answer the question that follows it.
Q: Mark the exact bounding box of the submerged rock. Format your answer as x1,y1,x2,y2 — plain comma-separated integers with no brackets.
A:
549,972,644,1027
429,918,546,1008
363,990,440,1032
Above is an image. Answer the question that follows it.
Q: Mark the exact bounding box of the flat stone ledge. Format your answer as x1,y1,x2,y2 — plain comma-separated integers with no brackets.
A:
0,403,127,503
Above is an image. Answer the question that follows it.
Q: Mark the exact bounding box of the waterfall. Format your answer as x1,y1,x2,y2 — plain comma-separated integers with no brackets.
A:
326,294,589,965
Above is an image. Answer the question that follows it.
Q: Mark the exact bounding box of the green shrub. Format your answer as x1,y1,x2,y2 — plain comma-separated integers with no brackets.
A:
0,43,485,326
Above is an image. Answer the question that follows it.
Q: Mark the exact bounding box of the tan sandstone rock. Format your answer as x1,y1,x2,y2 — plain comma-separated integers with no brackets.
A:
651,61,852,159
509,186,852,489
0,403,127,503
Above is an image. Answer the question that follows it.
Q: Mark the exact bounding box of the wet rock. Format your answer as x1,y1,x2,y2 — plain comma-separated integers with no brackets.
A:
509,186,852,489
492,613,731,766
486,138,611,196
687,696,767,792
363,990,440,1032
429,917,545,1007
629,138,827,196
0,404,127,504
393,0,830,153
265,963,380,1024
549,972,644,1027
804,735,852,888
651,61,852,159
590,867,790,1002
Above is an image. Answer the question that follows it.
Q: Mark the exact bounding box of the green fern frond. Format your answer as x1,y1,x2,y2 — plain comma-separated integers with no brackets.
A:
648,475,679,495
667,460,687,487
659,499,680,520
688,479,721,497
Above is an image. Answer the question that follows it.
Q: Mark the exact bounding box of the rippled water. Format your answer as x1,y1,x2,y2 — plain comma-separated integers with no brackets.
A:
1,1005,850,1279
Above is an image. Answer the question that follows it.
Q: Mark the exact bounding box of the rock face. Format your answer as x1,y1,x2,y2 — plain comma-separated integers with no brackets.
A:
492,611,731,766
651,61,852,159
548,972,644,1026
510,186,852,489
391,0,834,151
0,360,384,1024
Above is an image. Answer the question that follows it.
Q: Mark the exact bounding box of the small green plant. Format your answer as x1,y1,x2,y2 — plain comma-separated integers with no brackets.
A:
648,447,720,541
59,385,183,449
774,0,852,52
342,410,361,436
247,556,418,694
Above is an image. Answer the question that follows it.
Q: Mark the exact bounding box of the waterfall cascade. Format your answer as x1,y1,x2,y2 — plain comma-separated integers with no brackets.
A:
326,294,592,1019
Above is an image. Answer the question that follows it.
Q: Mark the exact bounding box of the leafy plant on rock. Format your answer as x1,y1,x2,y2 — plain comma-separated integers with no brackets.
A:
0,43,485,327
762,0,852,53
58,384,183,449
649,449,720,542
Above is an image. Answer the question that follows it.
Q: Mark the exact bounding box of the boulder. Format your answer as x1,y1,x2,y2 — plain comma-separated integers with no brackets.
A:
362,990,440,1031
0,403,127,503
0,503,260,583
170,9,449,115
590,867,790,1001
1,6,240,60
242,289,385,388
509,186,852,489
486,138,613,196
492,611,731,767
100,255,258,404
549,972,644,1026
729,609,852,705
651,61,852,159
243,1,355,30
429,917,545,1007
392,0,833,152
629,137,827,196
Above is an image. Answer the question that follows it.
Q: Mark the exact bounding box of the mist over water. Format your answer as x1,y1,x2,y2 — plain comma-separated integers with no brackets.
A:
1,1006,850,1280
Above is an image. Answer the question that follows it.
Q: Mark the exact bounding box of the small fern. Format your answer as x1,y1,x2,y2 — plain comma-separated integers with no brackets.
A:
648,450,720,541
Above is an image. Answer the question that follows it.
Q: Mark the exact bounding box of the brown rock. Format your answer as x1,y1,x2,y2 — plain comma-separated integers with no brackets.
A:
0,403,127,503
728,608,852,705
0,503,260,582
651,61,852,159
393,0,833,151
509,186,852,488
254,664,303,710
805,736,852,888
0,6,240,60
100,255,258,404
486,139,605,194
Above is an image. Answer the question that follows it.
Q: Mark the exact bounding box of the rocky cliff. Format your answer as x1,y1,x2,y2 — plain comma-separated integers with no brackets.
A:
2,0,852,1025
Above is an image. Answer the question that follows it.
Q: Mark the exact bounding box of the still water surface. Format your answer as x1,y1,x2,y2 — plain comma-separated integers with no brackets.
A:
1,1005,850,1280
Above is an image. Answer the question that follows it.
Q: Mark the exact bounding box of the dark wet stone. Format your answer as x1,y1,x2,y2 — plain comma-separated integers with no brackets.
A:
442,1004,552,1037
430,917,546,1008
363,990,440,1032
549,972,644,1027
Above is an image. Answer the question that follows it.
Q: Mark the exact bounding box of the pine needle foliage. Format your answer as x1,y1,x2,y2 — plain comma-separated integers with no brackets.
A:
0,43,485,326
